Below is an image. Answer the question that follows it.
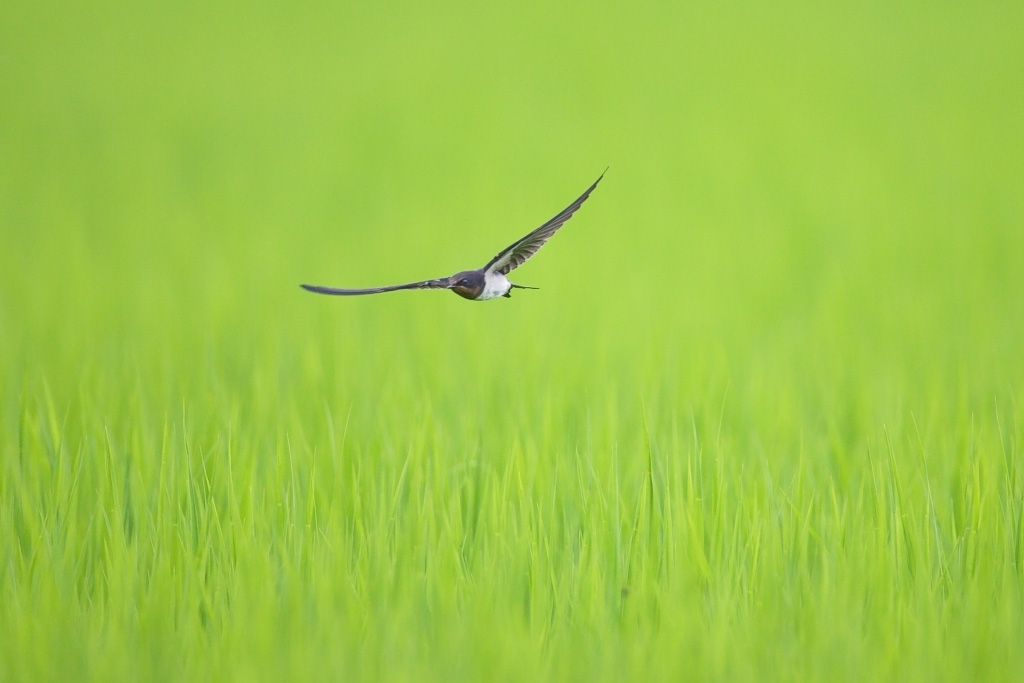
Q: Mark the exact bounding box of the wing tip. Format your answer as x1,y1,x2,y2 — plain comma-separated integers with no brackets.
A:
575,168,607,202
301,283,347,295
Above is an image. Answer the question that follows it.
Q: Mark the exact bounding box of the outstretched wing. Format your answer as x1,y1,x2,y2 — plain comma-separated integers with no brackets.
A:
484,170,605,275
300,278,451,296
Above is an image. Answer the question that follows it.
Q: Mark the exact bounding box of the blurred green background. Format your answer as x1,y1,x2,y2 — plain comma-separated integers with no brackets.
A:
4,0,1021,385
3,0,1024,680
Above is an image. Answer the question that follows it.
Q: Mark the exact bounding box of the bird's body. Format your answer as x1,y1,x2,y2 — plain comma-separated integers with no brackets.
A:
451,270,512,301
301,171,605,301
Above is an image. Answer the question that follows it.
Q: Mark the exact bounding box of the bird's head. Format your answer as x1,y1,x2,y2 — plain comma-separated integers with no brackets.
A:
449,270,484,300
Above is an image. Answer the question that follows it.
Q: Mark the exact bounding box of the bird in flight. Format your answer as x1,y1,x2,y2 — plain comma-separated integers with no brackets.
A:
301,170,605,301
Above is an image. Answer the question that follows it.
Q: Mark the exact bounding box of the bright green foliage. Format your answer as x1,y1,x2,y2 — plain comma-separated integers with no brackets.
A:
2,1,1023,681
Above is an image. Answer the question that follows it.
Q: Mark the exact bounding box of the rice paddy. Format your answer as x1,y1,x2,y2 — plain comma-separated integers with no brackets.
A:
2,1,1023,680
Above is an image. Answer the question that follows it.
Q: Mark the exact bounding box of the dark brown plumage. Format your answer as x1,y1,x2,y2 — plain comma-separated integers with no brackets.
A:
483,170,605,276
300,170,605,300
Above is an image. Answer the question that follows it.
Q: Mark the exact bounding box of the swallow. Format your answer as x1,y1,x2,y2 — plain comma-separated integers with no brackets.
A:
300,171,605,301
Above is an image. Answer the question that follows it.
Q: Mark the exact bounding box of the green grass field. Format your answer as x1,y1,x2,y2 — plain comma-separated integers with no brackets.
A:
3,1,1024,680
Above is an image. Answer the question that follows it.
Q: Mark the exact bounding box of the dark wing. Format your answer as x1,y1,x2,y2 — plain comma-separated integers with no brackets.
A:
300,278,451,296
483,170,605,275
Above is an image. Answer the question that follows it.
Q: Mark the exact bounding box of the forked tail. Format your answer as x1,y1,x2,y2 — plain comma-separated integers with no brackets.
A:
503,282,538,298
